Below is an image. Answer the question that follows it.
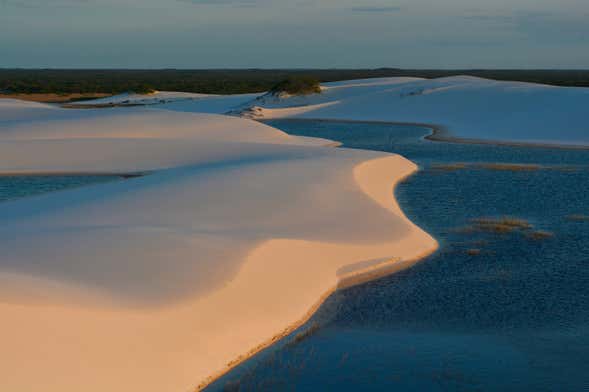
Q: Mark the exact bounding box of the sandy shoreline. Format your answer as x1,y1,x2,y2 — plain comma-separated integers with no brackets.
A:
197,157,438,391
0,99,438,392
197,251,436,391
425,127,589,150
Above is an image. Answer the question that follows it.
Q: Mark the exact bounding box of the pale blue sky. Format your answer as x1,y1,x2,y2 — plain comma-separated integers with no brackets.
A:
1,0,588,68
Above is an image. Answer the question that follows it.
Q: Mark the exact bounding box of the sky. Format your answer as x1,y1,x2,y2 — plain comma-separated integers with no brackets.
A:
1,0,589,68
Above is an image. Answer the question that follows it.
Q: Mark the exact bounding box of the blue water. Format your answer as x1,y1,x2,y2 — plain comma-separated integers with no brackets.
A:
207,120,589,391
0,175,124,203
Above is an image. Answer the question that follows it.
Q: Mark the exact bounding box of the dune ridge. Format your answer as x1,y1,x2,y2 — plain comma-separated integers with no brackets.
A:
245,76,589,147
80,76,589,147
0,98,437,391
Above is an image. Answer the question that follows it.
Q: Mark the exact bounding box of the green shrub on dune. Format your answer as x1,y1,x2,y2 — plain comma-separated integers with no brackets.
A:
270,76,321,95
131,84,156,94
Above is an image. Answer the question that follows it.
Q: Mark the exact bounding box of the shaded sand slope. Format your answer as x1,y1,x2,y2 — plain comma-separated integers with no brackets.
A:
0,99,436,391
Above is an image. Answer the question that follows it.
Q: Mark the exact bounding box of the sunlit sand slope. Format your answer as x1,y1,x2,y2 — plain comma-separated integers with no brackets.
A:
0,99,436,391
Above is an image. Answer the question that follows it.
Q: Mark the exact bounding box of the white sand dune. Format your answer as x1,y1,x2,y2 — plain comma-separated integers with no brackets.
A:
75,90,259,113
249,76,589,147
0,99,436,391
72,91,211,106
101,76,589,147
5,72,584,390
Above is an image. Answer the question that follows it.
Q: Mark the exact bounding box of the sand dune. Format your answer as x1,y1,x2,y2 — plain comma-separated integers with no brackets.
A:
0,99,436,391
249,76,589,147
5,75,583,390
74,90,259,113
90,76,589,147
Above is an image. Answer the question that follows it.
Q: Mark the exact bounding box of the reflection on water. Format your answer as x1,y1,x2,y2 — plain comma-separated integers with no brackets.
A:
207,120,589,391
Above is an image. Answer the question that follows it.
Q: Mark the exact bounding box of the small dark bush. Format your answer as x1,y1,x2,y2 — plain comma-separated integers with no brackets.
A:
270,76,321,95
130,84,156,94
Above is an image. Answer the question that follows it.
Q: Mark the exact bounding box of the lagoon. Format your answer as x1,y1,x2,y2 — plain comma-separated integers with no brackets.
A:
207,120,589,391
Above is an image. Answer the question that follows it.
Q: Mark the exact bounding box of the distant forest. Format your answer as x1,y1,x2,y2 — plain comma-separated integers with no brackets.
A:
2,69,589,95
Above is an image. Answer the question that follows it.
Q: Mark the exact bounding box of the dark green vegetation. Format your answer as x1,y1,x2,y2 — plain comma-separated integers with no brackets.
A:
2,69,589,95
270,76,321,95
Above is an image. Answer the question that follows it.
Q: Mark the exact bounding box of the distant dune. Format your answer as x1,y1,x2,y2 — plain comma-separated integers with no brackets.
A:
0,93,112,103
80,76,589,147
241,76,589,147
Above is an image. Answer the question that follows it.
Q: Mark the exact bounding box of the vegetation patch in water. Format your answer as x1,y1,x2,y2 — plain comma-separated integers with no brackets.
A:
470,217,532,234
466,248,482,256
430,163,468,171
453,217,555,245
287,323,321,348
567,214,589,222
430,162,543,173
526,230,554,240
475,163,542,171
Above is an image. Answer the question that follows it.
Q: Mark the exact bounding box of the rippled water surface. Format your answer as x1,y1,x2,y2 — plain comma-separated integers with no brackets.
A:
207,120,589,392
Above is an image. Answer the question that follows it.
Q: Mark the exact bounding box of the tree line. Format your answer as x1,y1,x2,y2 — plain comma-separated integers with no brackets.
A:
2,69,589,95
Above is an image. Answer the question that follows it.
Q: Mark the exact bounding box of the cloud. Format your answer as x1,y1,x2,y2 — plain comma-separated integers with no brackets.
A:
1,0,78,7
462,14,514,24
177,0,260,6
461,9,589,44
0,0,120,8
350,6,402,13
513,11,589,43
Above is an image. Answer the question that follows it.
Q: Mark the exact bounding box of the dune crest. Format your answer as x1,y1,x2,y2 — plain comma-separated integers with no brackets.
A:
87,76,589,147
0,99,436,391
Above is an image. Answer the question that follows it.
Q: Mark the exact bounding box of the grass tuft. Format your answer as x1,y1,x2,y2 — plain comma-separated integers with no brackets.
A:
466,248,482,256
288,323,320,347
566,214,589,222
430,163,467,171
526,230,554,240
470,217,532,233
475,163,542,171
430,162,544,173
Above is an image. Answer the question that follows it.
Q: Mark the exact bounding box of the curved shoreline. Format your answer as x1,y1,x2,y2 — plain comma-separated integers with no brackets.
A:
197,250,436,392
203,115,589,389
202,113,589,390
262,118,589,151
0,123,439,392
197,156,438,391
